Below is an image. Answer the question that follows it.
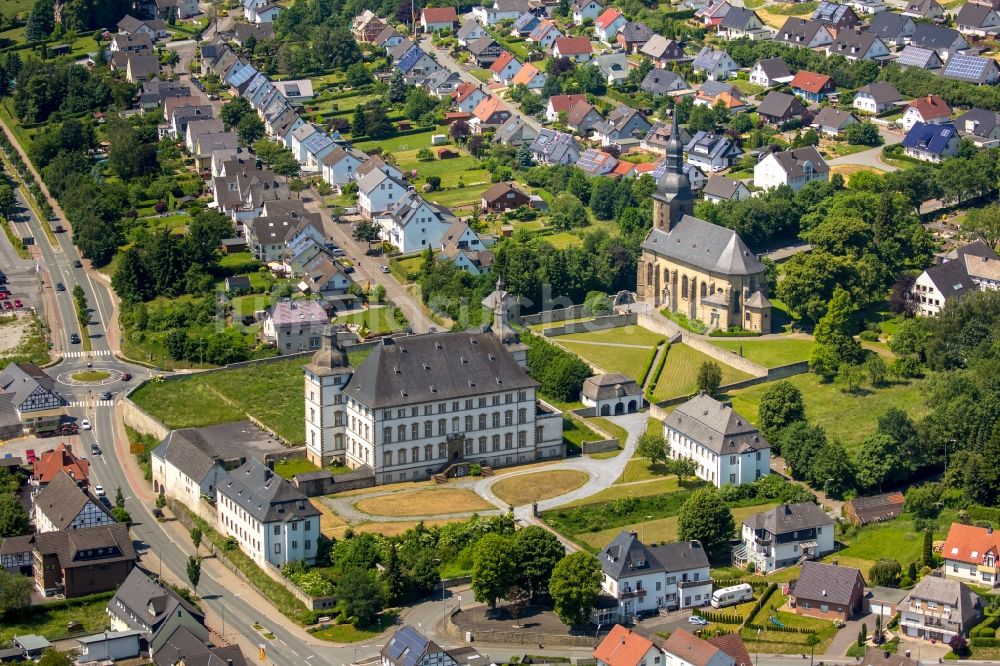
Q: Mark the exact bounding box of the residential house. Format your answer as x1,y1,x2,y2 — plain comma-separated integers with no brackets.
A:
719,7,769,39
153,425,237,521
577,148,620,176
901,95,951,131
440,239,494,275
572,0,605,24
298,253,354,307
110,32,153,53
685,131,742,171
453,82,489,113
156,0,199,19
692,47,739,80
827,28,891,61
846,0,886,14
481,182,531,211
420,6,458,32
756,91,809,125
75,632,142,663
955,108,1000,146
125,53,160,83
593,53,630,85
566,101,605,134
117,15,168,40
493,115,539,145
320,146,369,191
375,190,457,253
394,43,443,80
661,630,740,666
617,21,655,52
553,36,593,63
0,363,67,437
33,471,114,533
491,51,523,84
217,458,321,566
382,626,484,666
911,240,1000,315
31,524,137,597
595,531,712,625
594,105,651,147
472,0,532,25
511,12,541,37
438,220,494,274
642,121,694,154
261,300,329,353
696,0,732,26
468,36,503,66
153,627,247,666
107,568,208,654
811,1,862,34
749,57,793,87
528,19,563,48
790,70,835,102
546,93,589,122
457,19,486,45
33,442,88,487
374,26,407,49
593,625,663,666
663,392,770,487
640,35,687,67
139,79,191,110
957,2,1000,35
755,146,829,191
694,83,748,114
853,82,903,114
895,45,944,70
789,561,866,620
530,128,582,164
594,8,626,42
422,69,464,98
903,0,945,21
844,492,905,525
171,104,218,140
213,158,291,222
734,502,835,572
703,176,751,203
351,10,387,42
941,523,1000,588
471,95,512,130
774,18,834,49
641,69,689,96
357,169,410,218
813,107,859,135
910,24,969,60
942,53,1000,84
184,117,224,155
900,577,982,641
232,22,275,45
869,11,916,47
224,275,251,294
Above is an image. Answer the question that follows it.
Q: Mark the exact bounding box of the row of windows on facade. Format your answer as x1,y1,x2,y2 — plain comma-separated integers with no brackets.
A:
222,512,312,555
381,454,526,483
346,429,536,465
309,391,529,417
669,430,763,462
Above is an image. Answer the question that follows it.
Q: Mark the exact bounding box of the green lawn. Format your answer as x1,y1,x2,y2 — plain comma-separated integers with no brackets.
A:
562,477,682,507
335,306,408,336
470,68,492,83
724,372,929,452
0,593,113,643
709,338,813,368
770,1,818,13
355,128,443,153
425,183,491,209
823,519,936,571
558,340,656,380
273,457,322,480
731,79,766,96
558,325,666,347
651,344,753,401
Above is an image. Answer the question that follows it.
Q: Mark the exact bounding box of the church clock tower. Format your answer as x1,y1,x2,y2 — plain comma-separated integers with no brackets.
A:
652,114,694,232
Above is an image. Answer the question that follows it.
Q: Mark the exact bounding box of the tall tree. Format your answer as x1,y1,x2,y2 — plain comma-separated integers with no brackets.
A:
696,361,723,396
0,496,30,538
757,380,806,442
382,545,406,604
677,488,734,556
636,433,670,469
548,551,602,627
186,556,201,592
855,433,912,491
25,0,54,41
471,533,514,610
513,526,565,599
236,114,264,145
337,567,385,625
0,569,32,614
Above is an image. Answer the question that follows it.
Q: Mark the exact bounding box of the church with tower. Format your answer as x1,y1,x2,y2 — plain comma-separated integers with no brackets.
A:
303,282,565,485
636,117,772,333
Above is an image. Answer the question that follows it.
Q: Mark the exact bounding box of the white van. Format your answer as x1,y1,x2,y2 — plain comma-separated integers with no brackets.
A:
711,583,754,608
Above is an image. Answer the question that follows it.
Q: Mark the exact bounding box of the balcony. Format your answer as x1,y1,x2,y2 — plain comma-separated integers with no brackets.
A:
679,578,713,589
619,587,647,600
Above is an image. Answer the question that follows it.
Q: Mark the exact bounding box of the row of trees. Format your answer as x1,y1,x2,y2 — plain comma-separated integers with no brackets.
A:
522,331,592,402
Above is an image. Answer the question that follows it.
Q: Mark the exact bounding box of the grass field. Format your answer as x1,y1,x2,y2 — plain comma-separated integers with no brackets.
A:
709,338,813,368
724,372,928,452
822,519,929,571
335,306,407,336
130,357,312,444
0,593,112,643
616,457,673,484
562,415,601,454
574,502,777,551
558,325,666,347
491,470,589,506
558,340,655,380
273,458,322,480
559,477,682,508
354,488,495,517
651,344,753,401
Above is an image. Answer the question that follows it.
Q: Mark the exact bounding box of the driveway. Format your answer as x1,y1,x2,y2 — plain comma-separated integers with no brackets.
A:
823,612,874,659
827,127,905,172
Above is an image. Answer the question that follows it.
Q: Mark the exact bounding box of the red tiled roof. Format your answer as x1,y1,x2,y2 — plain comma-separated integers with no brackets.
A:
33,442,90,485
661,629,725,666
548,93,588,113
790,70,832,93
453,81,482,102
708,634,753,666
595,7,623,28
555,36,593,55
594,625,657,666
611,161,636,177
511,62,541,85
634,162,657,173
942,523,1000,566
491,50,518,73
908,94,951,120
422,6,457,23
473,94,506,121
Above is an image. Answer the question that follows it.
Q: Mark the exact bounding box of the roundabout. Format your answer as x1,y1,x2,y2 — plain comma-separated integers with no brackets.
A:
56,367,125,387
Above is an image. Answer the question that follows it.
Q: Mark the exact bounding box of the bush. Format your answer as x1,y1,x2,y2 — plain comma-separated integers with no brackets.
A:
859,330,879,342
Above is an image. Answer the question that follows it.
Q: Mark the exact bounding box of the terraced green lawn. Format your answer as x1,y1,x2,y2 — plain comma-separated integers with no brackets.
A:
709,338,813,368
650,344,753,401
558,325,666,347
558,340,656,380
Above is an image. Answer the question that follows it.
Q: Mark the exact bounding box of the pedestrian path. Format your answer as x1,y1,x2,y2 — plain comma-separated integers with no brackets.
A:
63,350,112,357
69,400,114,407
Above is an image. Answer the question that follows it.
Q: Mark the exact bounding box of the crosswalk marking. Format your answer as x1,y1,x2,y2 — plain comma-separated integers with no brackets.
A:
63,350,112,357
69,400,113,407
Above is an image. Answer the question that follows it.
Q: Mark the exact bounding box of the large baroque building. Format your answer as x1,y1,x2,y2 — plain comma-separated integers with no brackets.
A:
636,117,771,332
303,285,564,484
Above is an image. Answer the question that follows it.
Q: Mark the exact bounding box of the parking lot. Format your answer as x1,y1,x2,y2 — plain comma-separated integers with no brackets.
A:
0,266,42,316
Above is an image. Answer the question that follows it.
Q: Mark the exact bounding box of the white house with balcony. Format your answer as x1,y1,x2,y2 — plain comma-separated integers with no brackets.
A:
900,577,982,642
754,146,830,191
593,531,713,626
661,393,770,488
734,502,835,573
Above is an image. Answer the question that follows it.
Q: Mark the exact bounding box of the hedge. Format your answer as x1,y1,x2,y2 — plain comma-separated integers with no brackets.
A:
745,622,818,635
645,342,670,399
714,578,771,591
709,328,762,338
968,505,1000,526
349,124,437,143
694,609,744,624
970,615,1000,638
742,582,778,628
637,341,663,389
971,638,1000,648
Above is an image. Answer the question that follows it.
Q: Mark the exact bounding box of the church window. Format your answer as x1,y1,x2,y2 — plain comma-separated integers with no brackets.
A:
647,263,654,286
700,282,707,299
681,275,689,299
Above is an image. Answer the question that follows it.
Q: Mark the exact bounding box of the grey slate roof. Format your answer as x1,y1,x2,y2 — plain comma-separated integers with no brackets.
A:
703,175,746,200
346,331,537,409
218,458,319,523
869,12,914,41
33,523,136,569
756,91,806,119
109,568,203,637
692,47,730,72
152,421,285,482
721,7,759,29
827,29,885,58
922,255,977,299
33,470,113,530
685,131,740,162
582,373,641,400
642,215,765,276
754,57,792,81
957,2,996,28
663,392,769,455
769,146,830,178
457,20,481,41
813,107,857,130
600,530,709,579
745,502,832,535
904,577,982,629
641,69,688,95
619,20,654,42
856,82,902,105
0,363,67,411
956,107,1000,136
911,23,967,50
791,561,865,605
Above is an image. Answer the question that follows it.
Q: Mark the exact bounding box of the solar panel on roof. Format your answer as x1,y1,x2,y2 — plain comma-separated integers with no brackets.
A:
896,45,933,67
384,626,430,666
944,53,988,81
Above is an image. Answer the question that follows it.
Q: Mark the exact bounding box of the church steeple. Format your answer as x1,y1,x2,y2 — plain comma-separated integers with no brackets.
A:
652,111,694,231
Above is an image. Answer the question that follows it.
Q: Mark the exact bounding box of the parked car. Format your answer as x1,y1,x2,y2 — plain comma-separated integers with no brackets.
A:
25,449,36,463
100,495,112,508
13,299,22,308
2,301,11,310
94,485,105,497
688,616,709,626
90,444,101,456
0,290,9,299
80,418,91,430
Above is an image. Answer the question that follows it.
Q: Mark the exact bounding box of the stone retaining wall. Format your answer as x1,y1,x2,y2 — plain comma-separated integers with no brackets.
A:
122,398,170,440
648,361,810,417
581,439,618,454
519,304,588,326
541,312,637,337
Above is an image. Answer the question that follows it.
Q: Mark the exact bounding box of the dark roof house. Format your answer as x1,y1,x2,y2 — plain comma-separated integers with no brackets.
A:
789,561,866,620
